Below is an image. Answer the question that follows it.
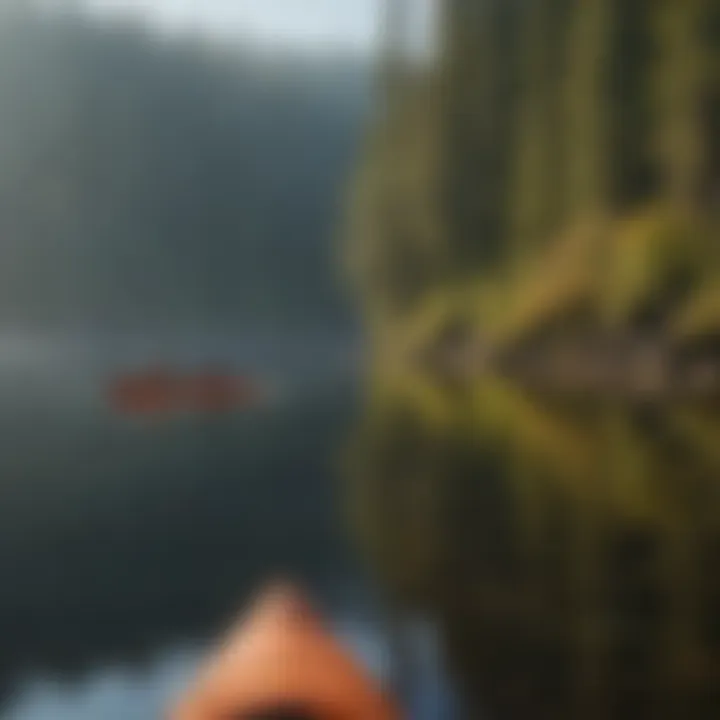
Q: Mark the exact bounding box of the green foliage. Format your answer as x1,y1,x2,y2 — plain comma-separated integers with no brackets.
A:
672,274,720,341
599,205,708,328
481,224,600,348
481,206,715,345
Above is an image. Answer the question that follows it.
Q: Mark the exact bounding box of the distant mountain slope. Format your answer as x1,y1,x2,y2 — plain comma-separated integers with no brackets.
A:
0,10,372,332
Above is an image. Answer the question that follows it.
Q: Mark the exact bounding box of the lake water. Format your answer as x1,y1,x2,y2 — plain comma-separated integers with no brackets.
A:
0,343,457,719
2,350,720,719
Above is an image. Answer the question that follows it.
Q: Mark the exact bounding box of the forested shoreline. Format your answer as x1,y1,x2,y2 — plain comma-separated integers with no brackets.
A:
348,0,719,393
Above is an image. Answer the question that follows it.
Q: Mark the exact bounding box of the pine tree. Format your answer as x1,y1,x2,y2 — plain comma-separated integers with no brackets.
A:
653,0,715,212
440,0,522,270
563,0,615,224
510,0,574,260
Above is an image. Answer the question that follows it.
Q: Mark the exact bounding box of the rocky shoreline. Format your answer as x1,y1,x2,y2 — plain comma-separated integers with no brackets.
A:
421,332,720,400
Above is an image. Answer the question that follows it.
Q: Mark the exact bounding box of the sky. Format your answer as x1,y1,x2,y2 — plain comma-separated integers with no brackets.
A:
81,0,385,53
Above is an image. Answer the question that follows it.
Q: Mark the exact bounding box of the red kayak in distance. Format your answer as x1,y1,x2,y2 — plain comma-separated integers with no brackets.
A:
108,367,267,416
186,371,264,413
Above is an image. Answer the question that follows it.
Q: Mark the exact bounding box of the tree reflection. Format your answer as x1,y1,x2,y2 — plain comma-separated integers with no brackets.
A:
346,372,720,719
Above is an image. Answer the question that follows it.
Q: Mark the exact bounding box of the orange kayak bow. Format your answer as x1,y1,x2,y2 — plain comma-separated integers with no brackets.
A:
171,584,400,720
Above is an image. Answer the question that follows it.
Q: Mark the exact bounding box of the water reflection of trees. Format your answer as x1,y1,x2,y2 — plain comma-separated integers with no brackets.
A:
346,373,720,719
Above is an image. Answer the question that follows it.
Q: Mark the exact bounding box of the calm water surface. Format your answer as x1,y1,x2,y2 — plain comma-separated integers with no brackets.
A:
3,351,720,720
